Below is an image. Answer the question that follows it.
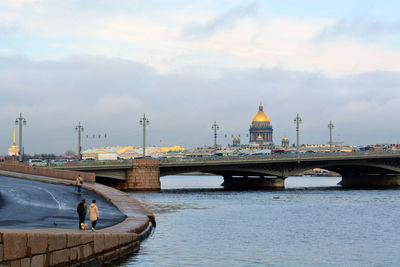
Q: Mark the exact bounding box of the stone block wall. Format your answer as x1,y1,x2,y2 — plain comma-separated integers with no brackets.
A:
0,162,95,183
113,158,160,190
0,230,139,266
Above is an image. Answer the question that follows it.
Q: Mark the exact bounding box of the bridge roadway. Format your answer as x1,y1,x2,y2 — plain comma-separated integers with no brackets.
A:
50,151,400,189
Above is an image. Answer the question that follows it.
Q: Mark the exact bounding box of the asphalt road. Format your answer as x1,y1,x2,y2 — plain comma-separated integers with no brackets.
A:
0,175,126,230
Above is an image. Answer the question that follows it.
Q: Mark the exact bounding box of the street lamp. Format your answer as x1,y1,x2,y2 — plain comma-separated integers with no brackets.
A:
294,113,302,155
75,122,84,159
86,133,107,148
328,121,334,152
139,114,149,157
15,113,27,162
211,121,220,153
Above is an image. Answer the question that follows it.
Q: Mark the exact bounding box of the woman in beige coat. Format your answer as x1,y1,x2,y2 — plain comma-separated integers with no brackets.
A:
89,200,99,231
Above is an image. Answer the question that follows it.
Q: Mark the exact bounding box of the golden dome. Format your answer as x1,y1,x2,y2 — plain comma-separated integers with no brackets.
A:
283,136,288,140
233,136,240,140
252,103,270,122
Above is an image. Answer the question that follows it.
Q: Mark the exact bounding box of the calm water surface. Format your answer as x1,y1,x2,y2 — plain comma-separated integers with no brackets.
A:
114,176,400,266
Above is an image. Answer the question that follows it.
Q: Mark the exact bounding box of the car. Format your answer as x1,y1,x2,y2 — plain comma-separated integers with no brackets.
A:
28,159,47,167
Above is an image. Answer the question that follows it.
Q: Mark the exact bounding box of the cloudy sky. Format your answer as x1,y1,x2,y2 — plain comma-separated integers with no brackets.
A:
1,0,400,154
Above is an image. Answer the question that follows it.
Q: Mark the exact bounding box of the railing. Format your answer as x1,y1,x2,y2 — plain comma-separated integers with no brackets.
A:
47,159,133,168
44,150,400,168
159,150,400,164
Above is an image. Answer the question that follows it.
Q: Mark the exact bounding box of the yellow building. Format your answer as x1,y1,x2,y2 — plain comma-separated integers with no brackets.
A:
8,128,19,157
82,145,186,160
281,136,290,148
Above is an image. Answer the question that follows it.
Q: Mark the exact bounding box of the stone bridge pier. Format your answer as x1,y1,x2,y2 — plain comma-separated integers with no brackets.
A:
221,175,285,189
326,163,400,188
340,174,400,187
110,159,161,191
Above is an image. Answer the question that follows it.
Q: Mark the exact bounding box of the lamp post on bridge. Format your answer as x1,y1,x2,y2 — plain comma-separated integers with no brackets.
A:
75,122,84,159
294,113,302,155
140,114,149,157
211,121,219,153
15,113,27,162
328,121,334,153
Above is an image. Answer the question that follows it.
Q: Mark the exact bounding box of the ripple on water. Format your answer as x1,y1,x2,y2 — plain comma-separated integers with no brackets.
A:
120,176,400,267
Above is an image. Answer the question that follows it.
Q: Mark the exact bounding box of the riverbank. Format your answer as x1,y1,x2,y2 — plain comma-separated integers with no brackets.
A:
0,169,155,266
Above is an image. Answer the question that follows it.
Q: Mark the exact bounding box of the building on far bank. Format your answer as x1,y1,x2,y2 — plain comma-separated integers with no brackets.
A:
249,103,273,147
8,128,19,157
281,136,290,148
232,136,240,147
82,145,185,160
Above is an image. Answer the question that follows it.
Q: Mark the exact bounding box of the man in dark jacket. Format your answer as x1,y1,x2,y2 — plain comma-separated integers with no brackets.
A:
77,197,87,229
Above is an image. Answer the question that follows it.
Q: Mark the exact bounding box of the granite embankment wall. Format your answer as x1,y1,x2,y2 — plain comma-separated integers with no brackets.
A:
0,161,95,182
0,166,154,267
0,229,139,266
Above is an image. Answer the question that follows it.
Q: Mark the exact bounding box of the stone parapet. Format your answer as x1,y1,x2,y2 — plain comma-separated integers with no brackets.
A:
0,162,95,183
0,229,139,266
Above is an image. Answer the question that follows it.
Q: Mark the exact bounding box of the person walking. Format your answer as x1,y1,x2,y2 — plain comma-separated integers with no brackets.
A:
76,197,87,230
89,199,99,232
75,175,83,193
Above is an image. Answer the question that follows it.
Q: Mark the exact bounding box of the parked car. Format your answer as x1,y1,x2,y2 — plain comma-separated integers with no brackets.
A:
28,159,47,167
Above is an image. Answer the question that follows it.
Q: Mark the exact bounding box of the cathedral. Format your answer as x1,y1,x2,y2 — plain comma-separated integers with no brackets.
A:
249,103,273,147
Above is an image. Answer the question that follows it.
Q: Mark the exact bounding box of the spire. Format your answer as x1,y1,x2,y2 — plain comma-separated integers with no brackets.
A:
259,102,263,111
12,128,16,145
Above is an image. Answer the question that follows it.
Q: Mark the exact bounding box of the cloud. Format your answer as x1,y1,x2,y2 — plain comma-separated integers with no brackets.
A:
1,2,400,75
1,0,39,9
315,16,400,42
1,55,400,154
182,2,258,39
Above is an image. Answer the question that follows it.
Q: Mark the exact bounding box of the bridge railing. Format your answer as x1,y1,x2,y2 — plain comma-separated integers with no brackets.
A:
158,150,400,164
46,159,133,168
44,150,400,167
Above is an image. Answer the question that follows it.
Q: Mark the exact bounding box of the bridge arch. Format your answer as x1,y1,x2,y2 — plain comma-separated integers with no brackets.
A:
160,156,400,188
286,160,400,187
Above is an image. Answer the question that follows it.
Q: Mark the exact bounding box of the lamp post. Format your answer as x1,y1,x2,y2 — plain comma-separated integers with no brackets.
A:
140,114,149,157
75,122,84,159
211,121,219,153
15,113,27,162
328,121,334,152
294,113,302,155
86,133,107,147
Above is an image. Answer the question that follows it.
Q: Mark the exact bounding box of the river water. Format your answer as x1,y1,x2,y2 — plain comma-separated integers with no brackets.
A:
115,175,400,266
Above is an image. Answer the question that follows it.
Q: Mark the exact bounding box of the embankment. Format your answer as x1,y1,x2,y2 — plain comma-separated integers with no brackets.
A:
0,163,155,266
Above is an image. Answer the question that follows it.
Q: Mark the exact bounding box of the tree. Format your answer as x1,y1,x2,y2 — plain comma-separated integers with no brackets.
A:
65,150,76,156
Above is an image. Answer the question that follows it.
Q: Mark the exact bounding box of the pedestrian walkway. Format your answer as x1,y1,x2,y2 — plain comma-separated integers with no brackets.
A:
0,169,154,234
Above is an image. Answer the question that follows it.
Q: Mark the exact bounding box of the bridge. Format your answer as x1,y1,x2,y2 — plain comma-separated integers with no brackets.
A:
50,151,400,190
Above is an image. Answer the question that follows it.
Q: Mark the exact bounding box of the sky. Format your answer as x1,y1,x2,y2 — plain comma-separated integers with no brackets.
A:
1,0,400,154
